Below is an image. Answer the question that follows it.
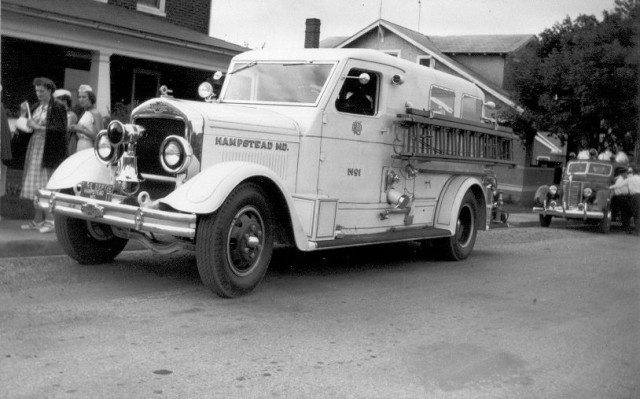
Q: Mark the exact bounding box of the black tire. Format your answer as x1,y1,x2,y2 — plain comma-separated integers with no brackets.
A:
598,208,611,234
195,183,274,298
55,214,128,264
539,214,552,227
438,191,478,261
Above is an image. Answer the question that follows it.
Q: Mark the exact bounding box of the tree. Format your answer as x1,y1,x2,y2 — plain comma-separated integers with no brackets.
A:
507,0,639,163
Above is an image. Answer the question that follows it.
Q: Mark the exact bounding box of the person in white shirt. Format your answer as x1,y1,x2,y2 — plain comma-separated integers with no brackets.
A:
611,167,631,231
610,165,640,235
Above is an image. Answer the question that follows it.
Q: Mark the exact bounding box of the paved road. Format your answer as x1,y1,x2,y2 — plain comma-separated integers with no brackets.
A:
0,226,638,398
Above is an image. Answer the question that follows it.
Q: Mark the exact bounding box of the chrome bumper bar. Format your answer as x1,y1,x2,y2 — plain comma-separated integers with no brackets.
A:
35,189,197,239
532,206,604,220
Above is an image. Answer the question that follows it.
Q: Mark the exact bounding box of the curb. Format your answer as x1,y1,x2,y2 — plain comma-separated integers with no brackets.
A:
0,240,146,259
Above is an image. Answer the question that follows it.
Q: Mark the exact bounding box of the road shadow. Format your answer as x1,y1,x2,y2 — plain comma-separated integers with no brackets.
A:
268,241,452,277
546,220,636,235
107,240,452,284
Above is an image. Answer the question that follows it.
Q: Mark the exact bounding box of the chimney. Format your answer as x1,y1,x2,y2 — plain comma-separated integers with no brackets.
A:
304,18,321,48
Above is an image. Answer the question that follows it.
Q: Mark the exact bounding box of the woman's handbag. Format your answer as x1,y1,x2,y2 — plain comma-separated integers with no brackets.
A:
6,101,34,169
15,101,33,133
14,116,33,133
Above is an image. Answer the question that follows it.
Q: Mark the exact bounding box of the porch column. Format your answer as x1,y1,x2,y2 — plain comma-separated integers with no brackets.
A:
89,51,112,117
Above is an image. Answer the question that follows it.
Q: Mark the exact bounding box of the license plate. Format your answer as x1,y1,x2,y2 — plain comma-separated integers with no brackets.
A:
79,181,113,201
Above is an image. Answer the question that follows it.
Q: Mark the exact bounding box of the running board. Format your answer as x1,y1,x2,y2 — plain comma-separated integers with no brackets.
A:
313,227,451,249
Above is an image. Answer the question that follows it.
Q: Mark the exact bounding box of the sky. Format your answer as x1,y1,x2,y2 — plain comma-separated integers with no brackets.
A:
209,0,618,49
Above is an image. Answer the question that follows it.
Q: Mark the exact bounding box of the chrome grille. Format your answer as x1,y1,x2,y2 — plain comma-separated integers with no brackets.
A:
134,118,186,177
134,117,186,199
563,181,583,207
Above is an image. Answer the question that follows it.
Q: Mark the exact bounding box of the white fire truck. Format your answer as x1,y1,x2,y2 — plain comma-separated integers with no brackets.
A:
36,49,514,297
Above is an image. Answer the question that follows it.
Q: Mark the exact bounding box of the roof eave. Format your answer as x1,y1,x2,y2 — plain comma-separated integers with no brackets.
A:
2,3,244,56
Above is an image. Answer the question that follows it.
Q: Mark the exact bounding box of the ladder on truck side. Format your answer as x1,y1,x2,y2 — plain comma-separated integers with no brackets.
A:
393,108,516,165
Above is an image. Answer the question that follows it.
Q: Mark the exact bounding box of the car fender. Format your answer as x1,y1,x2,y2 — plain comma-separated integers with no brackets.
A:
534,185,550,205
434,176,485,234
46,149,110,190
160,161,311,249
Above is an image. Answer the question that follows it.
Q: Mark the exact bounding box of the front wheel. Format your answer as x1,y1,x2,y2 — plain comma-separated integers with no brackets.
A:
196,183,274,298
55,214,128,264
438,191,478,261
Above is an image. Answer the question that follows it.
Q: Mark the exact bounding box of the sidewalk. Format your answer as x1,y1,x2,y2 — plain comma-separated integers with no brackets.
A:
0,212,543,259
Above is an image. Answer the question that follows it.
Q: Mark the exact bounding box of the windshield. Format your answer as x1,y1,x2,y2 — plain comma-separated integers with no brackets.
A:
567,162,612,177
222,61,336,105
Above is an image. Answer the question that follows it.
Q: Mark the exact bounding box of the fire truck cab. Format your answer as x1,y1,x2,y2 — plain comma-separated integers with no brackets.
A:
37,49,515,297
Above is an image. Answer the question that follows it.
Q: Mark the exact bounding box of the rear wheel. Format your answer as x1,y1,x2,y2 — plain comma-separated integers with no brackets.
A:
438,191,478,261
196,183,274,298
539,214,552,227
55,214,128,264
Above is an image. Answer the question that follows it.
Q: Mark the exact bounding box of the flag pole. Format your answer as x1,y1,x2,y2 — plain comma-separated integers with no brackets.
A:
418,0,422,33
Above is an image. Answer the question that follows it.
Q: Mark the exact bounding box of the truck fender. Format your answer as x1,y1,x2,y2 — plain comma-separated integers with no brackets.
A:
46,149,111,190
160,161,311,250
434,176,486,234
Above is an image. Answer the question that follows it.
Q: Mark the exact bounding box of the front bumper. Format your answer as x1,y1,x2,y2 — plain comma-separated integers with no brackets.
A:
35,189,197,239
532,205,605,220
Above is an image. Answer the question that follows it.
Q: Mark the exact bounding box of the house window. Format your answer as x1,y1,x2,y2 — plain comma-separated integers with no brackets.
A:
137,0,166,16
335,68,378,116
430,86,455,116
417,56,434,68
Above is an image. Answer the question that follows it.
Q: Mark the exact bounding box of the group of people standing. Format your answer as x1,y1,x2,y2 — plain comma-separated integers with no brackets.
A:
610,164,640,236
1,77,103,233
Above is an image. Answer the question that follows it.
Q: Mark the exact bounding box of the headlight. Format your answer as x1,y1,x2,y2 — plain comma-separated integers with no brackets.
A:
94,130,120,165
160,135,193,174
583,188,593,198
549,185,558,195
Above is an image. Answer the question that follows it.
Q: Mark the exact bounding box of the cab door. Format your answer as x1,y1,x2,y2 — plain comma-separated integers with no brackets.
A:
318,60,401,230
318,62,384,202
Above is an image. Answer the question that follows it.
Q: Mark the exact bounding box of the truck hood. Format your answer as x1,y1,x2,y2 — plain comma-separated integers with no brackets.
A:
133,98,301,137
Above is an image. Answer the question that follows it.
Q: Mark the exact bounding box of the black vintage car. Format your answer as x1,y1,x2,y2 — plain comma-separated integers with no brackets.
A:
532,159,619,233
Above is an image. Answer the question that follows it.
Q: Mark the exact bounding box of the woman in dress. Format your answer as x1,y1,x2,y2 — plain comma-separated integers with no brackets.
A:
70,87,102,152
20,77,67,233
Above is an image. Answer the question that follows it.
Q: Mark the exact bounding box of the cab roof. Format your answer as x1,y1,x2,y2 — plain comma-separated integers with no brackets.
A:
234,48,399,64
232,48,484,97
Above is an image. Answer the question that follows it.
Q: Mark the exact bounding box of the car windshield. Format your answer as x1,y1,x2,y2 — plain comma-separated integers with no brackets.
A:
567,162,612,177
222,61,336,105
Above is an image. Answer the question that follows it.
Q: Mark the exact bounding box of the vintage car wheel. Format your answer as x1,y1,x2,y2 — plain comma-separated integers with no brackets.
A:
598,208,612,234
539,214,552,227
196,183,274,298
437,191,478,261
55,214,128,265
